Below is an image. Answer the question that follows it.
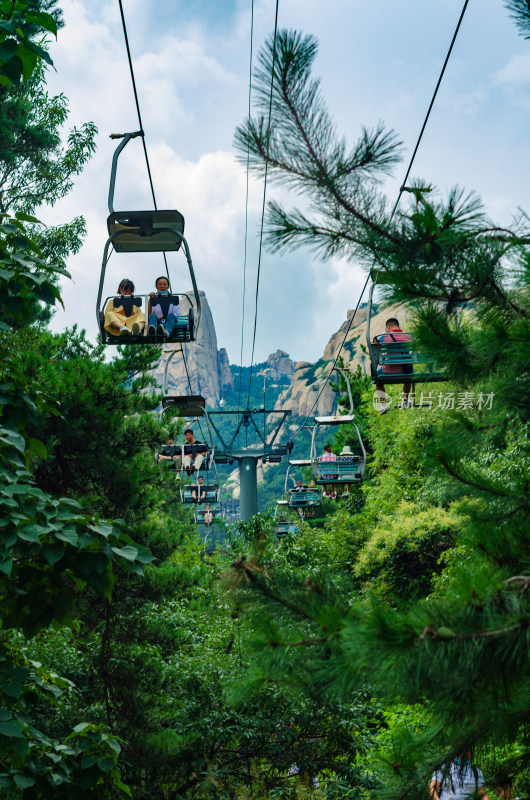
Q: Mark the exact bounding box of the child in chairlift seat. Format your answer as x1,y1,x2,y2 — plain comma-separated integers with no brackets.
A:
104,278,146,337
147,276,181,337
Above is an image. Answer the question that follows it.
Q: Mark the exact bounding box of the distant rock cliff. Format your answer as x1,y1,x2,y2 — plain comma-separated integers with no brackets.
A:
258,350,296,380
217,348,233,392
151,290,230,406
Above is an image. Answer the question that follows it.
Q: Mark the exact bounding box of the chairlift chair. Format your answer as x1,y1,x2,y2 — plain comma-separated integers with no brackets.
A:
366,279,447,384
159,361,215,476
310,367,367,485
96,131,201,345
181,479,220,505
282,459,323,509
195,502,221,525
274,505,300,538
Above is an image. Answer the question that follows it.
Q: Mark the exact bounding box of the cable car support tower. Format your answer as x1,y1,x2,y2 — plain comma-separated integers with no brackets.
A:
207,407,291,521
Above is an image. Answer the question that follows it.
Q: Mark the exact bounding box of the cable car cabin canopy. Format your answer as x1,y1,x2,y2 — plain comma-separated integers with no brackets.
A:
107,210,185,253
310,415,367,485
366,280,447,385
162,395,206,417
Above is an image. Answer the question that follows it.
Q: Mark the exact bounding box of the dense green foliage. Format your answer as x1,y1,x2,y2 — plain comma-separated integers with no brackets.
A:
230,21,530,800
2,3,530,799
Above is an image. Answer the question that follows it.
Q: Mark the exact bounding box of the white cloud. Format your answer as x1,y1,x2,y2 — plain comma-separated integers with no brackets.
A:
495,52,530,87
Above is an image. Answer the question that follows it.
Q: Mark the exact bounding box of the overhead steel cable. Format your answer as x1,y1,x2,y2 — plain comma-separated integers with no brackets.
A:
117,0,171,286
289,0,471,440
246,0,280,409
391,0,471,218
181,345,207,444
237,0,255,415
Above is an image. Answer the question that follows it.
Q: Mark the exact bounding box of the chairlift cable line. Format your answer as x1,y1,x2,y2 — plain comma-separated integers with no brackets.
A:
246,0,280,409
237,0,255,416
390,0,471,219
289,0,471,440
117,0,171,286
180,345,208,445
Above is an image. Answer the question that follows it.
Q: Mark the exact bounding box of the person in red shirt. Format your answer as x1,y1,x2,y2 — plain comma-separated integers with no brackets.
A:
373,317,413,413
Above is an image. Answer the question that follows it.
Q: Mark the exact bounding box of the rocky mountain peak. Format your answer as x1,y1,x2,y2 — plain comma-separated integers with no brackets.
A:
259,350,296,380
151,290,230,406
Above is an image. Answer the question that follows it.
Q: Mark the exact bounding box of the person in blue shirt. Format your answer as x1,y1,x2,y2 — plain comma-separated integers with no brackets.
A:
147,276,180,337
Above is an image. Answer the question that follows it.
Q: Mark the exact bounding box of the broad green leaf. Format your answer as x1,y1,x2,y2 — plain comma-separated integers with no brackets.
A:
25,12,58,37
54,528,78,546
14,775,35,790
23,39,53,67
97,756,116,773
0,720,25,738
89,522,114,538
14,212,41,224
0,38,17,61
18,524,46,543
42,543,64,566
72,722,90,733
28,438,47,459
111,545,138,562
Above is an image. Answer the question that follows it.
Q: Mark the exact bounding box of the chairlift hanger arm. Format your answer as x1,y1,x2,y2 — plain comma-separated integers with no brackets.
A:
108,130,144,215
334,366,354,417
163,348,181,395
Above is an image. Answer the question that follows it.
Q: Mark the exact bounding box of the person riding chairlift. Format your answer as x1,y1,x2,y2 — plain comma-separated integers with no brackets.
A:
319,443,338,499
148,276,180,338
104,278,146,337
203,504,214,526
192,475,208,504
338,445,356,498
373,316,414,414
182,429,207,475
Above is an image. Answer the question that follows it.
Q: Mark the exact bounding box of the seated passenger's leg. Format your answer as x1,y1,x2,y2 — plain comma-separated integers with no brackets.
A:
165,313,176,336
148,313,158,335
194,453,205,471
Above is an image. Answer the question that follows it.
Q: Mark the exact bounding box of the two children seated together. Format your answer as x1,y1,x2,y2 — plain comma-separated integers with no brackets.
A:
104,276,181,338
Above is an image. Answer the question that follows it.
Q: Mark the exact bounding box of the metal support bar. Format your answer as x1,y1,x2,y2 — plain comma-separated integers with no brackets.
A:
108,131,143,214
239,456,258,521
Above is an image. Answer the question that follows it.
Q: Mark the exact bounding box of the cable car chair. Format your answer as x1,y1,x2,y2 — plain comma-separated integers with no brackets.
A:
159,349,220,501
273,505,300,538
96,131,201,345
282,459,323,510
310,368,367,486
195,502,222,525
366,276,447,385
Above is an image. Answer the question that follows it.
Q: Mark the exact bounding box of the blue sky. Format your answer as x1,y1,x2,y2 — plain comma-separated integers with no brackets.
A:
45,0,530,366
